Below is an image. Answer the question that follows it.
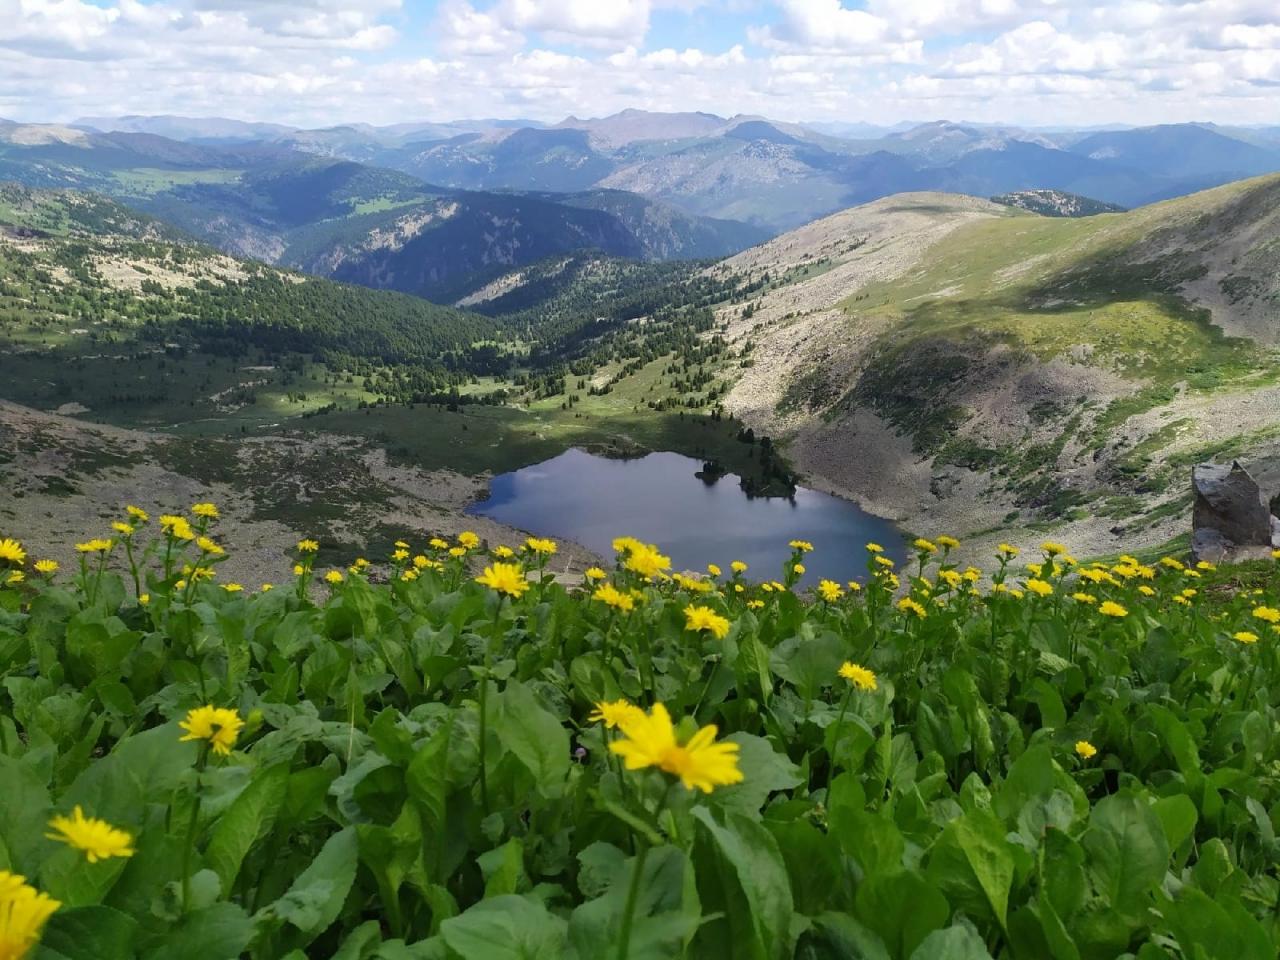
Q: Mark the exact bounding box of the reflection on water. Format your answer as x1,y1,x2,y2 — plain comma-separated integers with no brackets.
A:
467,448,907,587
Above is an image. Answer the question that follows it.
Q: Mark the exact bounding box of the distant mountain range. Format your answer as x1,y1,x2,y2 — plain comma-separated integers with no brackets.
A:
66,111,1280,233
0,120,764,301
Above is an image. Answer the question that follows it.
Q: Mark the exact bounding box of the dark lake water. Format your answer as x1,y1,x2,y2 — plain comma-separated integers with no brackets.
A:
467,448,907,587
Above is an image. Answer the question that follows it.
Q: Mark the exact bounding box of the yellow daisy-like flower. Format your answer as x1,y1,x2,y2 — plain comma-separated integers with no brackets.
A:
672,572,714,594
746,599,765,609
5,571,24,585
584,566,607,581
111,521,134,536
222,583,243,593
179,705,244,756
1159,556,1185,571
789,540,814,553
292,564,305,576
191,503,219,519
393,548,410,561
0,871,60,958
126,505,149,522
475,562,530,598
998,543,1020,558
792,563,806,576
1138,585,1156,597
1233,631,1258,644
324,570,344,585
260,584,273,592
457,531,480,549
76,538,113,554
297,538,319,553
492,545,515,559
839,661,877,691
846,580,862,592
1252,606,1280,624
730,560,748,573
937,535,960,549
609,703,743,793
683,604,731,639
525,537,558,556
913,538,938,554
1074,740,1097,760
412,555,429,569
400,570,419,583
45,806,134,863
898,597,927,619
34,559,58,575
0,538,26,565
429,537,449,550
196,536,223,556
1025,578,1053,598
1272,548,1280,560
394,540,409,550
593,583,635,613
865,542,883,554
817,579,843,602
939,569,963,589
588,699,644,729
1072,592,1097,605
1041,541,1067,557
706,563,722,578
138,594,150,606
622,542,671,579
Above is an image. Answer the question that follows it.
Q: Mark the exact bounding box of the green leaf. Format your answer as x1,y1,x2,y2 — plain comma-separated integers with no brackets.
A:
693,806,795,960
439,895,568,959
1080,793,1169,924
909,925,995,960
854,871,949,959
37,905,138,960
711,733,801,819
204,763,288,895
261,827,359,943
141,902,253,960
492,681,570,800
1152,794,1198,853
926,810,1015,931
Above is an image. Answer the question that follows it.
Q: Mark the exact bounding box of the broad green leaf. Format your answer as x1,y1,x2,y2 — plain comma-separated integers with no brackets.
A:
1081,793,1169,924
204,762,288,895
909,925,995,960
439,895,568,959
261,827,359,943
854,871,949,959
492,681,570,800
37,905,138,960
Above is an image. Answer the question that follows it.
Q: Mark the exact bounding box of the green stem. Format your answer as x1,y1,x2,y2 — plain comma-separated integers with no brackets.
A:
615,842,650,960
181,745,208,914
824,686,853,797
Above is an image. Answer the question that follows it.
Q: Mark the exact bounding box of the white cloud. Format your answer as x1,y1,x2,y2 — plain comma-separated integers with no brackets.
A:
499,0,651,47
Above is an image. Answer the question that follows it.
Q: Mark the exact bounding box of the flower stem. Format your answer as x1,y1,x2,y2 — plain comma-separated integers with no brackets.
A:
615,841,650,960
824,685,853,797
181,744,208,914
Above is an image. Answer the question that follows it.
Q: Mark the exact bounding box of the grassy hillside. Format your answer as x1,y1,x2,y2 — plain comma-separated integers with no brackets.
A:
713,177,1280,559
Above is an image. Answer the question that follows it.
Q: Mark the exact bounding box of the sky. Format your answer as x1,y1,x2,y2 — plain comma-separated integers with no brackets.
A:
4,0,1280,129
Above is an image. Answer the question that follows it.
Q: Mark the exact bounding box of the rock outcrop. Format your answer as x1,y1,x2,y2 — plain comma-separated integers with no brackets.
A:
1191,461,1280,563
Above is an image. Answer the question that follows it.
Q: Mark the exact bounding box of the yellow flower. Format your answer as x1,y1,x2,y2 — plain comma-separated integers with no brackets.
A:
584,567,607,581
1138,585,1156,597
939,569,963,589
126,505,149,522
1072,592,1096,605
1025,578,1053,598
622,542,671,579
179,705,244,756
196,536,223,556
846,580,862,592
683,604,731,639
138,594,150,606
609,703,743,793
34,559,58,575
191,503,219,519
874,555,895,569
260,584,273,592
0,538,26,565
400,569,419,582
731,560,748,573
297,538,319,553
444,546,463,559
394,540,409,550
292,563,305,576
1196,560,1215,571
525,537,557,556
1252,606,1280,624
865,542,883,554
1041,541,1067,557
1027,562,1044,577
475,562,530,598
1273,549,1280,560
1180,588,1197,599
429,537,449,550
593,583,635,613
734,583,744,593
707,563,722,578
0,870,60,959
818,579,843,602
1159,556,1185,571
937,535,960,549
324,570,344,585
393,548,410,561
789,540,814,552
998,543,1020,558
457,531,480,549
588,699,644,729
45,807,134,863
673,573,714,594
492,545,515,559
5,571,23,586
1075,740,1097,760
1233,631,1258,644
913,538,938,554
111,521,134,536
746,599,765,609
898,597,927,619
222,583,243,593
792,563,806,576
839,661,877,691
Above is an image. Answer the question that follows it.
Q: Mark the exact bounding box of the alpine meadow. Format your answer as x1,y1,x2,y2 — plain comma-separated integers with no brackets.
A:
3,2,1280,959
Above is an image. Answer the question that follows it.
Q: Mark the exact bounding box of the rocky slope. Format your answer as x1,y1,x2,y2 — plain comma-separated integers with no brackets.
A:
712,176,1280,558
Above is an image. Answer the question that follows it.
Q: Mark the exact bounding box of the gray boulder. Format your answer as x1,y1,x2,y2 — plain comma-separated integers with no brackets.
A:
1191,461,1278,563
